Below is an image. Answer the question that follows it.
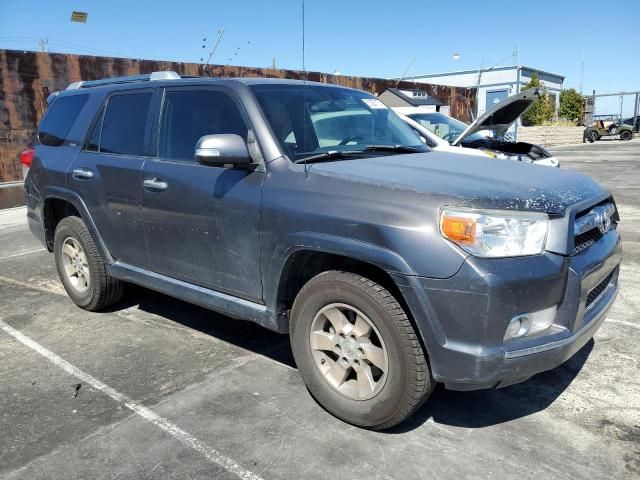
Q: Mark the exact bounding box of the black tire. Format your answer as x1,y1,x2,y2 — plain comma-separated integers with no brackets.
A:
290,271,433,430
54,216,123,311
590,129,600,142
620,130,632,141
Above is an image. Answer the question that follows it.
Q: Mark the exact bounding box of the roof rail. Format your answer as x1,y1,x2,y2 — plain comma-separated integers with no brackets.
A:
66,71,181,90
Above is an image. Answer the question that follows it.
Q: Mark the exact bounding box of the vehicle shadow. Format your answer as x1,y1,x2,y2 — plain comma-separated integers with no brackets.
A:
389,338,594,433
116,284,296,367
115,284,594,433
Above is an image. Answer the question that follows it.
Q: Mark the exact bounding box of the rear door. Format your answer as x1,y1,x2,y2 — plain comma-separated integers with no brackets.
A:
142,86,264,301
70,89,155,267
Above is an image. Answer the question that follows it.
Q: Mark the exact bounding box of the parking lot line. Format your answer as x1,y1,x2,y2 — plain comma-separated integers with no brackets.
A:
0,319,265,480
0,274,65,296
0,248,46,260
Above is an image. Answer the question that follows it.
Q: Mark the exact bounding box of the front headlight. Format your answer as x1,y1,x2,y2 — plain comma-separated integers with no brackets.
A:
440,207,549,257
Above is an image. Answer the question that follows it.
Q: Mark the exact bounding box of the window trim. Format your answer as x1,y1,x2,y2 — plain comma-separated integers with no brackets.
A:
152,85,258,165
81,88,156,157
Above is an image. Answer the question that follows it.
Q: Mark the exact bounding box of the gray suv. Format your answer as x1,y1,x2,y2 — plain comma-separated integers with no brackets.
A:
24,71,622,429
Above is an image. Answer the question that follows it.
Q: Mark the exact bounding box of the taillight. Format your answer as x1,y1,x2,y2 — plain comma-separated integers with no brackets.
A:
20,148,35,168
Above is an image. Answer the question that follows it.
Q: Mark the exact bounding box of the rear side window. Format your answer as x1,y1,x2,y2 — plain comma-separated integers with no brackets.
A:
38,94,89,146
90,92,152,156
158,90,248,161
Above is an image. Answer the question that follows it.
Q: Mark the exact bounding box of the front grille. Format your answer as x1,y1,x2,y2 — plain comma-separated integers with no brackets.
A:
572,199,616,255
573,228,604,255
586,270,614,308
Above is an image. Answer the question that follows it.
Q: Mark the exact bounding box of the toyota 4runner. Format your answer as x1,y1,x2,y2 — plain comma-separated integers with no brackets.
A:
23,71,621,429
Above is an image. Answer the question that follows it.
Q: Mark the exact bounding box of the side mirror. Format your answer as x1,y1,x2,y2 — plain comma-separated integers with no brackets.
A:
195,134,251,165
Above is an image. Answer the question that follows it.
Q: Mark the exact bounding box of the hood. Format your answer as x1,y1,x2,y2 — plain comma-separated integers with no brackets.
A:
310,152,606,215
452,88,542,146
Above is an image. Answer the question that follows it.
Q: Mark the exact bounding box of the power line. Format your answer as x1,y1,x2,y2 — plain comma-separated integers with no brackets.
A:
0,36,127,57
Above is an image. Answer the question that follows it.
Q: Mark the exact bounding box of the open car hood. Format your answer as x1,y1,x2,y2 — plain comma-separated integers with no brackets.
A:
452,88,542,146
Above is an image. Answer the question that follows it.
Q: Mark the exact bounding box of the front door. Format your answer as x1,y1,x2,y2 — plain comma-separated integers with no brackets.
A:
70,89,154,267
141,87,264,302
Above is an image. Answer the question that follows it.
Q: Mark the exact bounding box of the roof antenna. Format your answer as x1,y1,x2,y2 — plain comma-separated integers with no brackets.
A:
302,0,309,175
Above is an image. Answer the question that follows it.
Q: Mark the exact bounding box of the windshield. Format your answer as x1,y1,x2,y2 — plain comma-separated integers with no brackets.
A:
251,84,427,162
407,112,487,144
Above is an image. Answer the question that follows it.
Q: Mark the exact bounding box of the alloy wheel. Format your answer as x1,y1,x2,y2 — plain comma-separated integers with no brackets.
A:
309,303,388,400
61,237,90,294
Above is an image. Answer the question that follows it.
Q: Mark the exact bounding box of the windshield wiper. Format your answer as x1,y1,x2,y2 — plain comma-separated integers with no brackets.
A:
294,145,422,164
294,150,366,164
362,145,422,153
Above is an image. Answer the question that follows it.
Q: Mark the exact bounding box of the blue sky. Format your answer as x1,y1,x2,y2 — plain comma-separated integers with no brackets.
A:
1,0,639,115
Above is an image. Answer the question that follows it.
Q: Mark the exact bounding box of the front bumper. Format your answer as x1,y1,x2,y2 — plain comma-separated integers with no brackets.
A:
394,228,621,391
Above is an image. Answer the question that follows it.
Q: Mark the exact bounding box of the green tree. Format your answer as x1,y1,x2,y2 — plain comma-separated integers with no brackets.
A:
520,73,554,126
558,88,584,123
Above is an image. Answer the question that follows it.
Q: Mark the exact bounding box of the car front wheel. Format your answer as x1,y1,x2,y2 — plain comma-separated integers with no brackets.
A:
290,271,433,429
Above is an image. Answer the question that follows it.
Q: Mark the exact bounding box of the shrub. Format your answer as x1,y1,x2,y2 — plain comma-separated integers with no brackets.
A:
520,73,554,126
558,89,584,124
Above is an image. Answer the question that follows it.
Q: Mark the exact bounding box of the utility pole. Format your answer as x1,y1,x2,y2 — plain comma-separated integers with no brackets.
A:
633,93,639,132
579,50,585,94
515,44,521,141
39,38,48,53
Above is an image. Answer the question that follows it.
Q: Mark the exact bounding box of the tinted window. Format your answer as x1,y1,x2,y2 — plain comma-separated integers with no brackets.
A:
99,92,152,156
159,90,248,161
38,94,89,146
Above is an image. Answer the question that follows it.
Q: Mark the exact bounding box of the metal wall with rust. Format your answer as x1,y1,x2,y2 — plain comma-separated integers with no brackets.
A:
0,49,476,183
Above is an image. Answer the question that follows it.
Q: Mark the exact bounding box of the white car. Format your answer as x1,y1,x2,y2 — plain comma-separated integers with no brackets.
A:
393,88,560,168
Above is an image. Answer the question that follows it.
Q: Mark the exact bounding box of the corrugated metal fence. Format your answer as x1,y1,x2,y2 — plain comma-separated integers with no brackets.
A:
0,49,476,184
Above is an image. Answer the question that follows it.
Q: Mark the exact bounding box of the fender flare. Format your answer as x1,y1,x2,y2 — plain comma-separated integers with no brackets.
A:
42,186,114,264
264,231,447,346
264,231,416,309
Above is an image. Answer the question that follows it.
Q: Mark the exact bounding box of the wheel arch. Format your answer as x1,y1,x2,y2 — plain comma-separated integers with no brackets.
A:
268,233,417,327
42,187,113,263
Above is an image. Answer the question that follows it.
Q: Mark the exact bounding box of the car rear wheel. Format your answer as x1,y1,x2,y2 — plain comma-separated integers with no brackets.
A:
620,130,632,141
54,216,123,311
290,270,433,429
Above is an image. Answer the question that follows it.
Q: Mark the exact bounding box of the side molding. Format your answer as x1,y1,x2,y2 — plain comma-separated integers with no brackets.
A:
108,262,282,332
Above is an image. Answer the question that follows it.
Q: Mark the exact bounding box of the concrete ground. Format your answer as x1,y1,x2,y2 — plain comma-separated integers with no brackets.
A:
0,140,638,480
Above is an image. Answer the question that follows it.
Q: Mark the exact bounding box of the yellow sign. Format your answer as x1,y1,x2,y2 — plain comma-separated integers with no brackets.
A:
70,11,88,23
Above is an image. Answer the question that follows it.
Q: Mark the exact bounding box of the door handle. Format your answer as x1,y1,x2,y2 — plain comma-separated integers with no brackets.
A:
143,178,168,191
72,168,94,180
